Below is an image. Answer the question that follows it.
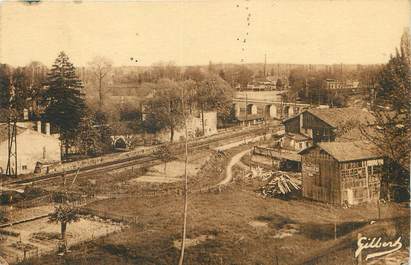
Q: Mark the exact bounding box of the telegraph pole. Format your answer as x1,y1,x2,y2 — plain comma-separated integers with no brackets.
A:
263,53,267,77
6,80,17,178
245,92,248,126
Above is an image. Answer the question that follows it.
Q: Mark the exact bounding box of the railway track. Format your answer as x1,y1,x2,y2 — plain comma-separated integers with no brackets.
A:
7,124,277,189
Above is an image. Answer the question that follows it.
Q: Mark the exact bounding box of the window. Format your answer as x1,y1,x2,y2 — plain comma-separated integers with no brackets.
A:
22,165,27,170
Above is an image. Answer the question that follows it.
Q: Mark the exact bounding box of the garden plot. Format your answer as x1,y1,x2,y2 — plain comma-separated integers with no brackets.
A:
0,216,124,263
129,160,201,184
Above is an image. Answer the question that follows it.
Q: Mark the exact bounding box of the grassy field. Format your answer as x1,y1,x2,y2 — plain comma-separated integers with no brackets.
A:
15,143,410,265
17,187,409,265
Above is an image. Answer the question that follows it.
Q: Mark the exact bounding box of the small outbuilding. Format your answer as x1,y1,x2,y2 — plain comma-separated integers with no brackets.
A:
299,141,383,205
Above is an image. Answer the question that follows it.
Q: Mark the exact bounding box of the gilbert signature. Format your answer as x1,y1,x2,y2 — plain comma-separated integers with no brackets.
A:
355,236,402,260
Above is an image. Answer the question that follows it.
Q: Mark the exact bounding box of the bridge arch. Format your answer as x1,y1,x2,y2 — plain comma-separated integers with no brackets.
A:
114,137,127,149
233,103,240,116
289,106,295,116
283,106,290,118
246,104,257,115
265,104,277,118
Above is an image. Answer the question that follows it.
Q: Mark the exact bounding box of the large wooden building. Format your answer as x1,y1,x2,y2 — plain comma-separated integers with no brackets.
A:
283,107,375,145
299,141,383,205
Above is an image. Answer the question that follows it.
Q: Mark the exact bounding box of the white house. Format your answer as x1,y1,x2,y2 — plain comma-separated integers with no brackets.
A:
160,111,218,142
0,122,61,175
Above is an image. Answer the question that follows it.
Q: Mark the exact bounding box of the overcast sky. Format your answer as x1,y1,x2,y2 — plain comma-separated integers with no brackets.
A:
0,0,409,67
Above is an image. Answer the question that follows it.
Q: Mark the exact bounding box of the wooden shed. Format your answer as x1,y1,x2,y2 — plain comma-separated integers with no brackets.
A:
299,141,383,205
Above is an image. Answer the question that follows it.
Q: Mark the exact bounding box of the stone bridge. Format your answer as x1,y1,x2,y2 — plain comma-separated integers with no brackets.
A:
111,135,139,149
232,97,310,123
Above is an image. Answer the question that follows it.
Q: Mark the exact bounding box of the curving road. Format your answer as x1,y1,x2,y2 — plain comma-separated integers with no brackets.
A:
218,148,252,185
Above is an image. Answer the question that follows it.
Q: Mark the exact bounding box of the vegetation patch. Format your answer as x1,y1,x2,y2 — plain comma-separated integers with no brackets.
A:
30,231,61,241
173,234,216,249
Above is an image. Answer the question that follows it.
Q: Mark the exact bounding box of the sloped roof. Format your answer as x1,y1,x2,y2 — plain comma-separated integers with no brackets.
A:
0,124,27,143
282,114,299,124
317,141,382,162
306,107,375,128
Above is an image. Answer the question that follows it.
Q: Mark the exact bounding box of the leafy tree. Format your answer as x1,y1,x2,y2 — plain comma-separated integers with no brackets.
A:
361,31,410,196
154,145,174,175
48,204,80,240
218,104,238,127
270,67,275,76
75,110,104,155
151,62,181,81
193,74,234,134
143,79,184,142
218,69,226,80
44,52,86,155
288,68,306,99
0,64,12,111
183,66,205,82
236,65,253,90
222,65,253,90
276,78,283,90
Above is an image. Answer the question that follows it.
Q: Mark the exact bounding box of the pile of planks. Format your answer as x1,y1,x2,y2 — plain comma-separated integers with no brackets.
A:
259,172,300,198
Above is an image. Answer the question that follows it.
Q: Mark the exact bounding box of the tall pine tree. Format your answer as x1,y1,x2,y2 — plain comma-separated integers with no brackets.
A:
45,52,86,154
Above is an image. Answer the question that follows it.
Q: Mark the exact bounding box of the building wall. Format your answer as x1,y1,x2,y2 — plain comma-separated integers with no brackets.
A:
284,117,300,134
157,111,218,142
0,130,61,175
339,159,382,205
302,146,383,205
301,147,340,204
302,112,336,143
282,137,311,152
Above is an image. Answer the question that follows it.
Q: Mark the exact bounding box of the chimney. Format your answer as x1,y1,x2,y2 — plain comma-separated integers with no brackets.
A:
45,123,50,135
36,121,41,134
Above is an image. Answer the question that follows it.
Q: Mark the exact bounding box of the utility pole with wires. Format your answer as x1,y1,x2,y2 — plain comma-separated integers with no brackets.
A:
178,86,189,265
6,79,18,178
263,53,267,77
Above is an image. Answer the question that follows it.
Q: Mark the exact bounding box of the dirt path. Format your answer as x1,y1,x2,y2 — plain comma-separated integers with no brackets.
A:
218,148,252,185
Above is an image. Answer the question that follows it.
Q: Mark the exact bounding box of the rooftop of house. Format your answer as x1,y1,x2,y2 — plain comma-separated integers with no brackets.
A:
282,114,299,123
0,124,28,143
305,107,375,128
300,140,382,162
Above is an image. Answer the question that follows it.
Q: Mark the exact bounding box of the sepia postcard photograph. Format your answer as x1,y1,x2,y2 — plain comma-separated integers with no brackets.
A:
0,0,409,264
